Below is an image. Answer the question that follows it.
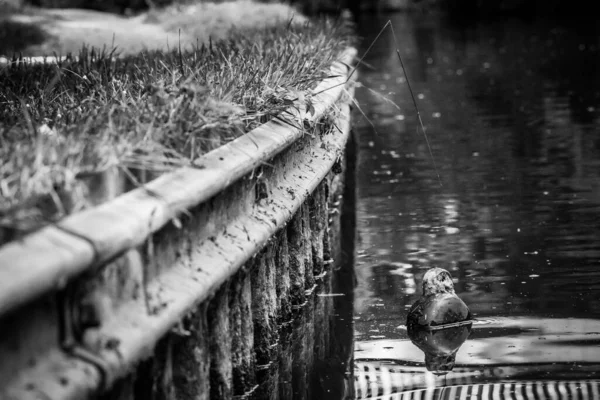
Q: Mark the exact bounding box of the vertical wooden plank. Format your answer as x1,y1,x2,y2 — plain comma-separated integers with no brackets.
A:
258,243,280,399
251,247,277,367
265,244,278,334
322,178,334,270
308,183,327,280
277,326,294,400
254,352,279,400
326,173,345,270
275,230,292,324
208,285,232,400
301,203,315,292
287,211,306,307
230,270,255,396
171,303,210,400
290,309,308,399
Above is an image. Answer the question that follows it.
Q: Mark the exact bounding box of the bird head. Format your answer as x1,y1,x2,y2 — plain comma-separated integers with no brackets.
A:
422,267,455,296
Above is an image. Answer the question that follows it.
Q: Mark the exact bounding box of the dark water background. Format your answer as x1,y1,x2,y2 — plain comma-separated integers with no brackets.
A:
350,11,600,395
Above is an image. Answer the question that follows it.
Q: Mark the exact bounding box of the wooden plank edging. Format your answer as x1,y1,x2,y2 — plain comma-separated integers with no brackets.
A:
3,76,355,400
0,47,357,318
87,100,353,393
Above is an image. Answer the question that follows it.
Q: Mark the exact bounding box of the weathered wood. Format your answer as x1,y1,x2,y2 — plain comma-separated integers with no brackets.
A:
322,179,334,268
277,326,294,400
327,177,345,270
0,61,356,400
287,211,306,307
0,48,357,320
229,271,255,396
301,203,315,291
0,226,95,318
274,230,292,324
251,246,277,366
290,304,309,399
208,285,232,399
254,363,279,400
171,303,210,400
308,184,327,279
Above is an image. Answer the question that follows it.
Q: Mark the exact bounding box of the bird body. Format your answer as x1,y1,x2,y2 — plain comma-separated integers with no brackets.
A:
407,292,471,328
407,268,471,331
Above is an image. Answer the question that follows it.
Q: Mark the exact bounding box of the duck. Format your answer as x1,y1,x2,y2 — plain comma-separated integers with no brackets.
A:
406,267,471,332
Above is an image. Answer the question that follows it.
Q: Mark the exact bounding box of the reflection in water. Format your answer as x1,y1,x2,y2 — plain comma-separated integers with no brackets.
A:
354,318,600,398
352,10,600,398
407,324,472,374
355,378,600,400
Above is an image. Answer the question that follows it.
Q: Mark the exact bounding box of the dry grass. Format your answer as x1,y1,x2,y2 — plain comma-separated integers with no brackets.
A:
0,16,354,241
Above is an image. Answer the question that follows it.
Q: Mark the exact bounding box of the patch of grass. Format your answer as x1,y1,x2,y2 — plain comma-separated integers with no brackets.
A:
0,17,354,240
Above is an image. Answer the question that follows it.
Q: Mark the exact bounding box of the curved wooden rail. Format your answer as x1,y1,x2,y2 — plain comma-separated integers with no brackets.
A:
0,47,356,318
0,47,357,400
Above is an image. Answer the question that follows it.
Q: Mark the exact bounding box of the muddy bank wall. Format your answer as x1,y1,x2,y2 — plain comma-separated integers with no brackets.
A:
0,51,357,400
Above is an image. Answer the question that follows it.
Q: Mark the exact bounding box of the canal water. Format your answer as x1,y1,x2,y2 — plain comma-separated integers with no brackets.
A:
350,11,600,399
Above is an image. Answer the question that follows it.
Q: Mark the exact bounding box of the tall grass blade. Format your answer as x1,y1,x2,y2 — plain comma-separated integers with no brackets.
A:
389,22,442,187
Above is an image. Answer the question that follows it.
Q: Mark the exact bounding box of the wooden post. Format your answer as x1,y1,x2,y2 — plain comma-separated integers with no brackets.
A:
308,183,327,280
229,270,255,396
251,246,277,367
208,285,232,399
301,203,315,292
171,303,210,400
254,362,279,400
275,230,292,324
287,210,306,307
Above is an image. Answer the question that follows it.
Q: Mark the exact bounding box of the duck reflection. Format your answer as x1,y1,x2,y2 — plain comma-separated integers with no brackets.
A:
407,323,472,374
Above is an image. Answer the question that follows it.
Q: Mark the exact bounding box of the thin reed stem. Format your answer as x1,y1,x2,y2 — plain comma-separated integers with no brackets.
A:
389,22,442,187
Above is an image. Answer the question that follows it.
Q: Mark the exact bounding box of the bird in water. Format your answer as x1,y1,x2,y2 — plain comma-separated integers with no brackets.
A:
406,267,471,331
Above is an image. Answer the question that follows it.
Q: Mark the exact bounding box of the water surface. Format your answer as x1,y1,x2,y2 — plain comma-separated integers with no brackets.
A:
352,12,600,397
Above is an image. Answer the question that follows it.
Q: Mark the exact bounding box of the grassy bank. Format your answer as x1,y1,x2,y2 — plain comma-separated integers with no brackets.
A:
0,16,353,241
